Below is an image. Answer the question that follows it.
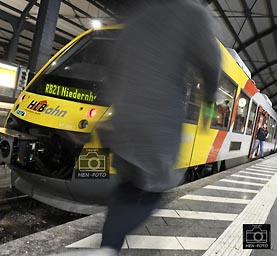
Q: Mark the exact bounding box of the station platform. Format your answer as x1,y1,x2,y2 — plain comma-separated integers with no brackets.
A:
0,155,277,256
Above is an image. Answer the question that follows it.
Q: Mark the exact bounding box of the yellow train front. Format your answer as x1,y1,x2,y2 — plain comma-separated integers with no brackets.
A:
1,25,277,213
0,26,122,212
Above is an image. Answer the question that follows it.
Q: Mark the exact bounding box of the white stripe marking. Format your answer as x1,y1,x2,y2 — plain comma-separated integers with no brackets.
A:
239,171,273,177
204,185,259,194
152,209,238,221
251,168,277,173
180,195,250,204
175,210,237,221
256,161,277,167
127,235,184,250
67,233,216,250
203,171,277,256
246,168,276,174
231,174,270,181
255,164,277,168
220,179,264,187
253,165,277,171
66,234,128,249
176,237,216,250
152,209,180,218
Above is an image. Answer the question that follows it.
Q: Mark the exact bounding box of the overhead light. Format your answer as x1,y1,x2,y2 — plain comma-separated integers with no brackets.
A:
0,62,18,89
92,20,102,29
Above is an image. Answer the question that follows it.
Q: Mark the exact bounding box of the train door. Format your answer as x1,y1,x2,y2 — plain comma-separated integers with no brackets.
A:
249,106,264,157
176,81,201,169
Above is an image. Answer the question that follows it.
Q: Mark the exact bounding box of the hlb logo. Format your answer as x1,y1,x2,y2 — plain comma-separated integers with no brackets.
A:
27,100,67,117
27,100,47,112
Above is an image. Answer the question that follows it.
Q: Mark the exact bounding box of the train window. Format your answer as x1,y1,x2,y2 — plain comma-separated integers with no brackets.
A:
233,91,250,134
274,121,277,140
266,116,271,141
26,30,118,106
246,101,257,135
183,82,201,124
210,75,236,130
267,116,275,142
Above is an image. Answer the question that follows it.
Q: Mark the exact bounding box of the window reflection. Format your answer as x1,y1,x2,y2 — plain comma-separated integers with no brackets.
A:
183,71,202,124
274,121,277,140
267,117,275,142
233,91,250,133
211,76,236,130
246,101,257,135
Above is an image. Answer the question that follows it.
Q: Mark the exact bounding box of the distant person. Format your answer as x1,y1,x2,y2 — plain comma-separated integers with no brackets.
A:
217,99,230,128
49,1,221,255
252,123,268,159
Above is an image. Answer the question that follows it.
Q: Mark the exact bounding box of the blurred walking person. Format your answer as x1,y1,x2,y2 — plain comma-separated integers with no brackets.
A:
50,0,221,255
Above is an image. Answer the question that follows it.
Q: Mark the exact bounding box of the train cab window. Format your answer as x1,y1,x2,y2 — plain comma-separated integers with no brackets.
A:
210,75,236,130
26,30,117,106
246,101,257,135
233,91,250,134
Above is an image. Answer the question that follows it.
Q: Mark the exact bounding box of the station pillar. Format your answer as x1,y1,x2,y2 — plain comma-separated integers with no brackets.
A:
28,0,61,73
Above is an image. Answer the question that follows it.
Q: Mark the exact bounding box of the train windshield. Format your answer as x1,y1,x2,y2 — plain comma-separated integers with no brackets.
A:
26,30,117,106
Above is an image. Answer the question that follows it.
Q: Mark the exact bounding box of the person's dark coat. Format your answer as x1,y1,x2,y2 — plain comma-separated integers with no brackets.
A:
256,128,268,141
98,0,221,192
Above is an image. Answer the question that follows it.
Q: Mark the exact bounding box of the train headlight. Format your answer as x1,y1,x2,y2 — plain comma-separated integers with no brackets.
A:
19,94,26,102
86,108,97,118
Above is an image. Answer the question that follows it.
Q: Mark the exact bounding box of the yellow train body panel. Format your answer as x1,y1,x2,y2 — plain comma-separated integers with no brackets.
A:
13,92,108,132
175,124,197,168
219,43,248,96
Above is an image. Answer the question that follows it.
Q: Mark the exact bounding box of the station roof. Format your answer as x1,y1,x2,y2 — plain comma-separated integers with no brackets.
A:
0,0,276,110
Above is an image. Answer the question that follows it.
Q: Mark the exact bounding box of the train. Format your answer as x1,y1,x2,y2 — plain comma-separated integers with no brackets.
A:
0,24,276,214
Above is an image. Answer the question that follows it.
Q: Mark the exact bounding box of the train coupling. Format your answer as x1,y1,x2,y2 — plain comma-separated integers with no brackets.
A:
0,127,41,166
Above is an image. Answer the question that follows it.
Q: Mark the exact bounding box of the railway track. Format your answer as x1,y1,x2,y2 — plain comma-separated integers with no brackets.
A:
0,188,85,245
0,194,30,211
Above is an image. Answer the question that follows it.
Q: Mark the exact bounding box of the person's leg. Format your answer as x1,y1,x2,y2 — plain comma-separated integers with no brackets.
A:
252,140,259,156
260,140,264,158
101,181,162,251
101,155,162,251
255,143,259,156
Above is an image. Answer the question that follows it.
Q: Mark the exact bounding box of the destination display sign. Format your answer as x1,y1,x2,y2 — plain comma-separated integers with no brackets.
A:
45,83,97,103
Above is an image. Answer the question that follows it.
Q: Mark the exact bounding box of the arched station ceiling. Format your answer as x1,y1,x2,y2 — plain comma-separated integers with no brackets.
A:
0,0,276,110
208,0,277,111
